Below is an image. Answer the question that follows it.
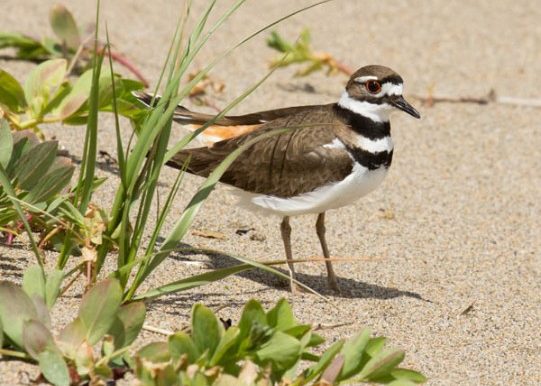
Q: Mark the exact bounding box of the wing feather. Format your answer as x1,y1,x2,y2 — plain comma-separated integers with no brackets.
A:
169,105,354,197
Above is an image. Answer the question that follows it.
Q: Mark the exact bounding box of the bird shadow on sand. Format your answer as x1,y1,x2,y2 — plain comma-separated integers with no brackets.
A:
0,244,33,279
148,289,275,315
166,243,428,302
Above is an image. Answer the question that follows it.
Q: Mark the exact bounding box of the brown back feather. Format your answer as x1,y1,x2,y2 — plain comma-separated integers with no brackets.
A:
169,104,354,197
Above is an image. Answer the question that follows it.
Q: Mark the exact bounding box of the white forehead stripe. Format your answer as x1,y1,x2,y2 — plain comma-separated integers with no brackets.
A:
353,77,404,96
355,75,378,83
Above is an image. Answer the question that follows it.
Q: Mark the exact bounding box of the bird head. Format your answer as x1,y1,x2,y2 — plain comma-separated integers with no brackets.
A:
341,65,421,121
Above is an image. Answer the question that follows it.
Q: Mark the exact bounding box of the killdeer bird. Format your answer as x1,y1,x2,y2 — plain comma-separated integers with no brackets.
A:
135,65,420,292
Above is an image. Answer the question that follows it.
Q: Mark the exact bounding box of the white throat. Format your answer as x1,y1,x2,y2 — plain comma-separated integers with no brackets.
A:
338,91,393,123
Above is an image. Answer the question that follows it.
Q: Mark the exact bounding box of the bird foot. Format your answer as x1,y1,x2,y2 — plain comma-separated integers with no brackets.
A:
327,277,341,294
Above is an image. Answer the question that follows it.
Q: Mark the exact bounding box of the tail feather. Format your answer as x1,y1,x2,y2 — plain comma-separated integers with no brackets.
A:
132,91,263,145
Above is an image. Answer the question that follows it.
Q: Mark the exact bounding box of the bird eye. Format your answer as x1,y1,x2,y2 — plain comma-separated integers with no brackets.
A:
365,80,382,94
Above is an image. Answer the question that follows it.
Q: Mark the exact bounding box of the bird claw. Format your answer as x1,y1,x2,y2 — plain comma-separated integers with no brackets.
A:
327,278,341,293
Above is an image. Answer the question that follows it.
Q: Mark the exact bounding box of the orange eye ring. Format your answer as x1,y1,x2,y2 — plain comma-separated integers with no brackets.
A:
365,80,382,94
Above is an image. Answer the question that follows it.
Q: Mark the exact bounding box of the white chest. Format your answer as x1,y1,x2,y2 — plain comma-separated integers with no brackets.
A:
234,162,389,217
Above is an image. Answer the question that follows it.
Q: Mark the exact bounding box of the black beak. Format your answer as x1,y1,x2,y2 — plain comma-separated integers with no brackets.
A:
390,96,421,119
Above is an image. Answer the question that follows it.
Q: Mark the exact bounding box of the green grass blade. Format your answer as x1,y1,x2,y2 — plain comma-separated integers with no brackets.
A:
132,252,327,302
165,64,280,160
58,0,102,268
148,1,188,107
165,0,332,158
102,5,186,278
75,0,102,212
130,127,288,292
132,264,248,301
105,27,126,185
124,163,187,299
146,160,187,256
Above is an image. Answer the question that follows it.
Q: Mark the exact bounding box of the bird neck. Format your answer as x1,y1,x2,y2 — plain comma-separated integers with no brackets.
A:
337,91,393,123
334,95,391,140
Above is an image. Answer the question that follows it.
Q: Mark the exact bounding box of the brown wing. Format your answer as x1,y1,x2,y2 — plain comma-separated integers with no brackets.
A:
168,105,354,198
133,91,329,126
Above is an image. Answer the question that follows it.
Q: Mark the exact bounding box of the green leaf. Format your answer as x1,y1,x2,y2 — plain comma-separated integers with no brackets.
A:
15,140,57,191
169,331,200,363
53,69,92,119
0,32,41,50
366,336,387,357
0,281,38,348
22,265,46,300
320,355,344,385
97,73,118,108
255,331,301,375
30,295,51,328
283,325,311,340
137,341,171,363
49,4,81,50
57,317,86,357
304,339,344,382
40,82,71,116
210,326,241,366
238,300,267,339
78,278,122,345
23,59,67,117
6,133,33,174
0,69,26,111
266,31,292,53
108,301,146,349
0,33,48,60
0,162,43,263
359,349,406,382
192,303,223,358
26,160,74,203
0,319,3,347
266,298,295,331
45,269,64,309
0,120,13,169
37,349,70,386
391,368,427,383
337,328,371,380
387,380,419,386
22,319,55,359
307,332,325,347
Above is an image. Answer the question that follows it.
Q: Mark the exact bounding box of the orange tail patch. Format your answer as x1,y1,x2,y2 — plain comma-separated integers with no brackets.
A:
187,124,262,146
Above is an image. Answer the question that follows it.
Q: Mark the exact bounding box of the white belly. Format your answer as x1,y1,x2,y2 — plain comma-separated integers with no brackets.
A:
231,163,389,217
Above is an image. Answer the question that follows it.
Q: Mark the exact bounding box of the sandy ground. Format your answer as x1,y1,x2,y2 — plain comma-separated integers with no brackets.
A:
1,0,540,385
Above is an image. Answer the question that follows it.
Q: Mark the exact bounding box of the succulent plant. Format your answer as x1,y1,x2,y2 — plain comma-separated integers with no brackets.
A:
0,120,74,235
0,273,146,386
134,299,426,386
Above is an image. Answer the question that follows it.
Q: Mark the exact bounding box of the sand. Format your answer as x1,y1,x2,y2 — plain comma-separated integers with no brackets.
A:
1,0,540,385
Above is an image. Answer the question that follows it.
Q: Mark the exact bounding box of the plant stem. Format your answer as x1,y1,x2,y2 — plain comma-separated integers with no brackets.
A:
0,348,31,360
95,346,132,367
60,267,83,296
19,116,60,130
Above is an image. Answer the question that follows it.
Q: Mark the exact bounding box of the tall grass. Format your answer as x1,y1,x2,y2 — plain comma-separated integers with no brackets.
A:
11,0,332,300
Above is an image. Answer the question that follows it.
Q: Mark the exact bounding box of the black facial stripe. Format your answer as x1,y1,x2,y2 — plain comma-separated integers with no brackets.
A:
345,146,393,170
363,95,396,104
381,75,403,85
334,104,391,140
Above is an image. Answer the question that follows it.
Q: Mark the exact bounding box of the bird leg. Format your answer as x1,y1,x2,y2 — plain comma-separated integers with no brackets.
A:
316,212,340,291
280,216,297,293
